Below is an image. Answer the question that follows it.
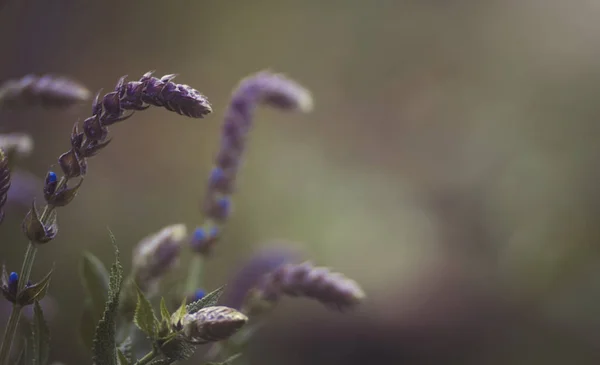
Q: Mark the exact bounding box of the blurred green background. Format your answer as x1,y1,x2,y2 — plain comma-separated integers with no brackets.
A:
2,0,600,363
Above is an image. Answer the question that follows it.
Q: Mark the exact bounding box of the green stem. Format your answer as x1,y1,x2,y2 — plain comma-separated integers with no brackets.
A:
0,177,67,365
184,255,204,294
0,305,22,365
135,348,159,365
17,176,65,292
17,243,37,292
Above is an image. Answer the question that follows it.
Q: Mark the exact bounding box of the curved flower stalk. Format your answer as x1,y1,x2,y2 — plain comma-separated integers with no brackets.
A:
0,74,90,109
0,71,212,365
251,261,365,312
191,71,313,256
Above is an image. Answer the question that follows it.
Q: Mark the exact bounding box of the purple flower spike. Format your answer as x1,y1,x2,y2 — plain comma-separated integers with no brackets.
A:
197,71,313,256
133,224,187,295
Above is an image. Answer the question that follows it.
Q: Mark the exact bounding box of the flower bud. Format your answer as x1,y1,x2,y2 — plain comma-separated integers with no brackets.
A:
180,306,247,344
204,196,232,223
189,225,220,255
58,149,87,178
132,224,187,294
22,200,58,244
45,178,83,207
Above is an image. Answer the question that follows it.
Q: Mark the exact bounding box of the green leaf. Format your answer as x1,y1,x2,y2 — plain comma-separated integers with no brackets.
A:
159,297,170,324
32,301,50,365
79,301,97,351
17,267,54,306
158,297,172,336
80,252,109,316
186,285,225,314
170,298,188,330
117,350,130,365
205,353,242,365
91,232,124,365
133,285,159,339
79,252,110,350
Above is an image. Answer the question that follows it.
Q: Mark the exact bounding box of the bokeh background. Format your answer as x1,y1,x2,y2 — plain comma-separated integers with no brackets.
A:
2,0,600,363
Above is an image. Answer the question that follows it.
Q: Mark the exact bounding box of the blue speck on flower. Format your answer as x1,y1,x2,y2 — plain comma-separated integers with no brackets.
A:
8,272,18,285
210,167,224,184
217,197,230,215
47,171,57,183
194,289,206,301
193,227,206,243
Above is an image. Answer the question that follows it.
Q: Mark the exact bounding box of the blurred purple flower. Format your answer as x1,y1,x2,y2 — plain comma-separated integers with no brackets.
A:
221,245,302,310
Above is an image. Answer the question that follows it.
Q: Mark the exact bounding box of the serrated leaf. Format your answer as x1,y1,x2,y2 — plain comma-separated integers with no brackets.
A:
158,297,171,336
32,301,50,365
133,285,159,339
205,353,242,365
79,301,96,351
186,286,225,314
79,252,110,351
91,232,123,365
159,297,170,324
170,298,188,330
17,267,54,306
80,252,109,316
117,350,130,365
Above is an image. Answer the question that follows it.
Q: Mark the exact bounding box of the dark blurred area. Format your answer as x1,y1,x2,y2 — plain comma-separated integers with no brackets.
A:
2,0,600,363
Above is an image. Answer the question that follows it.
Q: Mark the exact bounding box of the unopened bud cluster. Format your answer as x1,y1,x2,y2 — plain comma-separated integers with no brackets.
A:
59,71,211,181
22,72,211,244
178,306,247,344
192,71,313,255
132,224,187,294
254,262,365,311
0,74,90,109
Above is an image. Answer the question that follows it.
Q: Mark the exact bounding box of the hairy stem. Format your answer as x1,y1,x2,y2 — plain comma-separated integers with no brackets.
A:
0,305,22,365
0,177,67,365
